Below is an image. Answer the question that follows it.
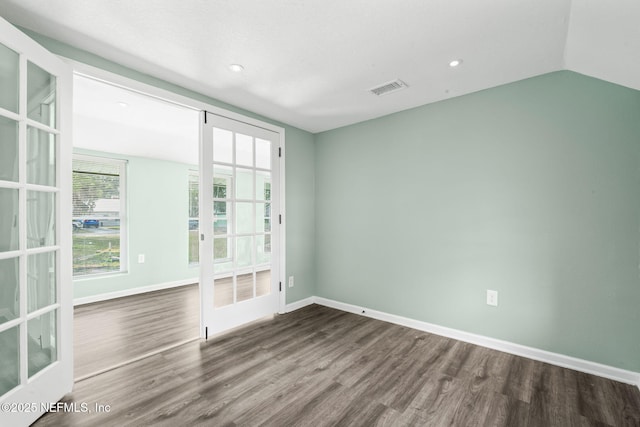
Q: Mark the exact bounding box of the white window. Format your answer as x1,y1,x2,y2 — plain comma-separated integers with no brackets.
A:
188,171,199,265
72,155,127,276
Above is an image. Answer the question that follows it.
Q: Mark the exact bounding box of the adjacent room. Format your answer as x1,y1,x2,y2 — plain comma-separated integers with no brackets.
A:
0,1,639,426
71,74,201,378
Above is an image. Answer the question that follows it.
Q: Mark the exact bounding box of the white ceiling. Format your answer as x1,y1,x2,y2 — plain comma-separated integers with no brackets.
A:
1,0,639,134
73,75,200,165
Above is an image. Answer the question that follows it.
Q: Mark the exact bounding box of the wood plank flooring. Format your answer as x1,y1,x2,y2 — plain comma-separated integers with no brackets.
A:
73,284,199,379
38,302,640,426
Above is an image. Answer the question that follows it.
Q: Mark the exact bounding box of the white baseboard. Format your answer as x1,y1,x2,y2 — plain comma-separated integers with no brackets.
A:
73,278,198,306
313,296,640,388
284,296,315,313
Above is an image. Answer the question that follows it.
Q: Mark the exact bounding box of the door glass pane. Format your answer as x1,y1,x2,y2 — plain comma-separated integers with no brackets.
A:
27,127,56,186
256,235,271,265
213,201,229,235
236,202,253,234
0,326,19,396
213,165,232,198
188,221,199,264
214,261,233,274
256,270,270,297
27,61,57,128
28,309,57,378
236,236,252,268
213,127,232,164
214,236,233,273
256,171,271,201
214,276,233,308
27,191,56,248
0,257,19,324
255,138,271,170
236,168,253,200
188,173,199,264
214,237,231,261
236,133,253,167
0,188,19,252
28,252,56,313
256,203,271,233
0,43,19,113
236,273,254,302
0,116,18,182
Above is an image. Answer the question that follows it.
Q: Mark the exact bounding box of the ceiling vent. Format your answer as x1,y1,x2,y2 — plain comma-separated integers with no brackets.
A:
369,79,408,96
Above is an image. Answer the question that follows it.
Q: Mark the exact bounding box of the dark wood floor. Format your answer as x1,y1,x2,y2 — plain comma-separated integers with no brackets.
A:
73,284,199,379
37,302,640,426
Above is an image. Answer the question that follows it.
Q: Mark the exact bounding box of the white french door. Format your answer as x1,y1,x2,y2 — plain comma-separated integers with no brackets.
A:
0,17,73,427
199,112,282,337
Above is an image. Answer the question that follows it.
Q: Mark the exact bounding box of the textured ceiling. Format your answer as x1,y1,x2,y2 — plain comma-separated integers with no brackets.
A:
0,0,638,133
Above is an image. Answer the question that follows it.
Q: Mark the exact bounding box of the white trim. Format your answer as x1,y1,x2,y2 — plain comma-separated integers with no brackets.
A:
285,296,314,313
278,131,286,314
73,278,197,306
312,296,640,387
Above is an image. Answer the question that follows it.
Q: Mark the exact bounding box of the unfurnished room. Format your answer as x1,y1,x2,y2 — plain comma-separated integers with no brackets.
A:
0,1,639,426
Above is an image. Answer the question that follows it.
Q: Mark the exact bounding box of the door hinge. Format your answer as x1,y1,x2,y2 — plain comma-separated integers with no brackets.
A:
279,282,282,292
200,234,204,241
204,111,207,124
205,326,208,340
279,147,282,157
279,214,282,224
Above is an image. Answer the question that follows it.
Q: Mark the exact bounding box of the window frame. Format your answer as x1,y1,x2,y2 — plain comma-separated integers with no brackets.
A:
72,154,128,278
188,170,199,266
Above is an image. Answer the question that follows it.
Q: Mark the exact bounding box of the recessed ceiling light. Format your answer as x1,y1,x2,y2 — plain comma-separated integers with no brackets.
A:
116,101,129,108
229,64,244,73
449,59,463,67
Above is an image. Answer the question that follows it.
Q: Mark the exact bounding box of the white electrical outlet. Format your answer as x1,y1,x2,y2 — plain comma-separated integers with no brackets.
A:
487,290,498,306
288,276,294,288
138,254,145,264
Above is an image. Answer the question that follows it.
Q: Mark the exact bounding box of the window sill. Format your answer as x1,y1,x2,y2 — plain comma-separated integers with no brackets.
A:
73,271,129,282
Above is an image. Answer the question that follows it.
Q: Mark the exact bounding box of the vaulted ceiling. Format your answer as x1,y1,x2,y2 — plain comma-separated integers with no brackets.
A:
0,0,638,133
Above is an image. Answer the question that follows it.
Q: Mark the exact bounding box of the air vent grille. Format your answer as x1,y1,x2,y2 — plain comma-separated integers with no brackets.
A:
369,79,408,96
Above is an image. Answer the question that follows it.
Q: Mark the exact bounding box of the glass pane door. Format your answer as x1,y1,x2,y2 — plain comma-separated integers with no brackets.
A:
0,16,72,427
200,112,281,336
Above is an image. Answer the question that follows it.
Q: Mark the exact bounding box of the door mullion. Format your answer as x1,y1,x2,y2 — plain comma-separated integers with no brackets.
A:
231,131,237,305
18,51,28,387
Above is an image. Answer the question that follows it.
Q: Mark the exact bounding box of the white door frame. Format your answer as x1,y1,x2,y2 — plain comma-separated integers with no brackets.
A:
68,61,287,335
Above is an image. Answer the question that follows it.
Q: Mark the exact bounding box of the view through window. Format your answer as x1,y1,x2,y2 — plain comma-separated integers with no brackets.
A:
188,171,199,264
72,155,126,276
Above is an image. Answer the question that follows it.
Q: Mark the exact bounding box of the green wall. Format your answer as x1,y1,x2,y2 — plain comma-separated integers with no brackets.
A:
283,127,316,302
315,71,640,372
24,30,316,303
73,149,198,299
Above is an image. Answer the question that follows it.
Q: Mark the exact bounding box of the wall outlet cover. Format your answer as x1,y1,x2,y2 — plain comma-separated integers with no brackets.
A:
487,290,498,306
